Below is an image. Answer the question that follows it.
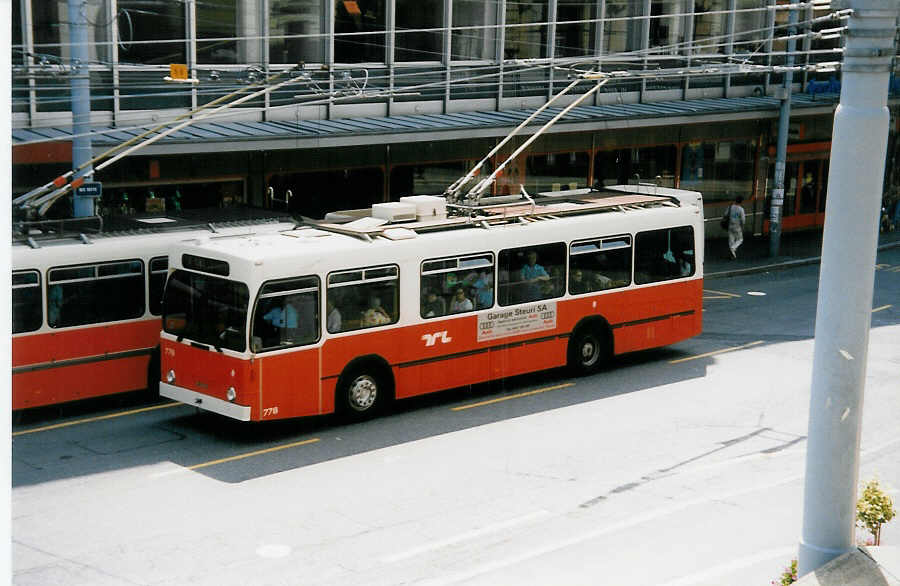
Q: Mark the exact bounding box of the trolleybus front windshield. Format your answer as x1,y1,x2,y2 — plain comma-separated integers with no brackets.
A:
163,269,250,352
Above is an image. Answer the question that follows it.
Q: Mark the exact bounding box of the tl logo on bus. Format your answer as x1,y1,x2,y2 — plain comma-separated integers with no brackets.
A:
421,331,452,347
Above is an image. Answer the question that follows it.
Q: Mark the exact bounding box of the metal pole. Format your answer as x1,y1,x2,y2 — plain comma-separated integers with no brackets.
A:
768,7,797,257
798,0,898,576
68,0,94,217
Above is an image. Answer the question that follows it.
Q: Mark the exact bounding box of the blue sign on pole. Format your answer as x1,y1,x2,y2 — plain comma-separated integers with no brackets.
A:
75,182,102,198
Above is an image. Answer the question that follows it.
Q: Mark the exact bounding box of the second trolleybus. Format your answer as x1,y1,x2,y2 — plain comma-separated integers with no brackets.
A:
11,213,295,411
158,185,705,422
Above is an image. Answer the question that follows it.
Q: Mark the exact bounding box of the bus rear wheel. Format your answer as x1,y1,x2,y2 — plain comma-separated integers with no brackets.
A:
568,327,609,376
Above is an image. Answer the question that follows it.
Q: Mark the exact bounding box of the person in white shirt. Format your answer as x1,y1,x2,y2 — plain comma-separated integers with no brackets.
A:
326,299,342,333
725,195,746,259
449,288,473,313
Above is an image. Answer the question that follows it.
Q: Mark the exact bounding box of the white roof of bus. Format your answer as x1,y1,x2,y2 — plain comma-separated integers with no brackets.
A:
12,220,297,271
171,189,701,284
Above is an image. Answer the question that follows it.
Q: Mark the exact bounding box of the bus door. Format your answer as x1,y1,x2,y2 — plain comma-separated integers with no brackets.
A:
764,143,830,234
251,276,323,418
782,158,828,231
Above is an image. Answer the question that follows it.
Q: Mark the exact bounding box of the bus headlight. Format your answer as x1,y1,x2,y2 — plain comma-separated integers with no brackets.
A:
167,369,176,384
226,386,236,402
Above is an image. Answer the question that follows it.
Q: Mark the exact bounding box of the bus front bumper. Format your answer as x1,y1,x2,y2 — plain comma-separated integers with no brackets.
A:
160,382,251,421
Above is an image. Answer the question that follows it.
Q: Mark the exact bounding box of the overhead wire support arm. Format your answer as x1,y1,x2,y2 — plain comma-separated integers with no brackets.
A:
443,75,586,204
464,76,611,206
28,64,308,216
14,63,306,211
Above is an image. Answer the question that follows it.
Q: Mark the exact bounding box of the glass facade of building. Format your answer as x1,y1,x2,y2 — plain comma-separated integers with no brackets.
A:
12,0,826,124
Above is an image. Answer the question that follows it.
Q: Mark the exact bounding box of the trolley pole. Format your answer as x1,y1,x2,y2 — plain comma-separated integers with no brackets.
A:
798,0,898,577
68,0,94,217
768,7,797,258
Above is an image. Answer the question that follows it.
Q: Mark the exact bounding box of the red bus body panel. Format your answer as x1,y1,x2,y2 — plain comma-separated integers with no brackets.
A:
256,349,321,418
161,278,702,421
12,319,161,410
160,339,255,413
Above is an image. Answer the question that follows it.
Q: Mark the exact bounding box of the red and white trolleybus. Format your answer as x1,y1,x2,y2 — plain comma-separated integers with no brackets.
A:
159,185,705,422
11,214,295,410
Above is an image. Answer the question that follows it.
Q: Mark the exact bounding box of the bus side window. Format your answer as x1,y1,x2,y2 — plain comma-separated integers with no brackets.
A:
421,253,494,318
328,265,399,332
498,243,565,306
148,256,168,316
569,236,632,294
12,270,42,334
48,261,145,328
251,276,319,352
634,226,695,285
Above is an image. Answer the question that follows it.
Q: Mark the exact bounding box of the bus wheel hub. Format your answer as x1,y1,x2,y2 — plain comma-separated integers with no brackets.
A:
349,375,377,411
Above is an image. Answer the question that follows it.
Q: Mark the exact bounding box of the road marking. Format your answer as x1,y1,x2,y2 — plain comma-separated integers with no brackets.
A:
451,383,575,411
423,476,804,586
668,340,764,364
703,288,741,300
872,304,892,313
187,437,320,470
657,546,796,586
12,402,183,437
421,435,900,586
382,510,550,563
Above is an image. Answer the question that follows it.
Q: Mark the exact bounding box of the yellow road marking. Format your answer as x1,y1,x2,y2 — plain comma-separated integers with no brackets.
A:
451,383,575,411
13,402,183,437
188,437,321,470
872,304,892,313
669,340,765,364
703,289,741,300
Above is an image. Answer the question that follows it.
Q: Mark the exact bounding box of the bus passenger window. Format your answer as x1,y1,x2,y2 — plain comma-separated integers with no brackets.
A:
47,260,145,328
634,226,695,285
569,236,632,294
12,270,42,334
498,243,565,306
251,277,319,352
421,253,493,318
328,265,399,332
148,256,168,316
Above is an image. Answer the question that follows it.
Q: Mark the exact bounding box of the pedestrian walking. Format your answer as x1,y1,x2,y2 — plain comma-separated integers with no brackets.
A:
724,196,746,259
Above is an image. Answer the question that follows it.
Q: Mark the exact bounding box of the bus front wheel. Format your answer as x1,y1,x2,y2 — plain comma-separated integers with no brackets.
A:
337,365,388,419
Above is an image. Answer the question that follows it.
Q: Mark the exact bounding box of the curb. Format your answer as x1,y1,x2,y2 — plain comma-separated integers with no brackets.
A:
706,240,900,279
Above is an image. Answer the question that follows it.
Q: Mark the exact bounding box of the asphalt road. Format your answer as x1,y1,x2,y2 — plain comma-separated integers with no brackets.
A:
12,247,900,586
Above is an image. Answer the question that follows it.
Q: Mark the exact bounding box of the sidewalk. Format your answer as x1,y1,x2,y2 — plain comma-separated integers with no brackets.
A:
704,228,900,279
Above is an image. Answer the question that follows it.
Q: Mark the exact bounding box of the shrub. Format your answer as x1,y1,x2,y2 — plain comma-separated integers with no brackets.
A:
857,479,896,546
771,558,798,585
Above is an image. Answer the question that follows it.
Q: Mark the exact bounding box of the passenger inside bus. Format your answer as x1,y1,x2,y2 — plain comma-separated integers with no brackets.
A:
256,292,318,347
263,301,298,330
47,284,63,325
519,250,550,302
470,271,493,309
362,296,391,326
422,288,446,318
256,299,297,347
326,299,342,333
570,269,589,294
449,288,473,313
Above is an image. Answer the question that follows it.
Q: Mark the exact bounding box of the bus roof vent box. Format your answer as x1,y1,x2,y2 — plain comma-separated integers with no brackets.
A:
371,202,417,223
400,195,447,221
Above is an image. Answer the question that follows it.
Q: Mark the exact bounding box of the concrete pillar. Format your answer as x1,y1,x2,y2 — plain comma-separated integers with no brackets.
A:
798,0,898,576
